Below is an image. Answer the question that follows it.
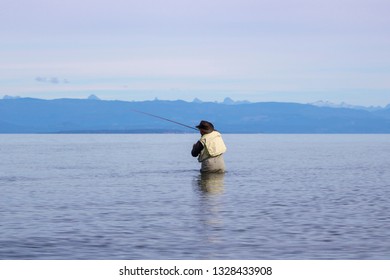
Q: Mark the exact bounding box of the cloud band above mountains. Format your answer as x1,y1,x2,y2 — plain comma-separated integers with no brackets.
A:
35,77,70,84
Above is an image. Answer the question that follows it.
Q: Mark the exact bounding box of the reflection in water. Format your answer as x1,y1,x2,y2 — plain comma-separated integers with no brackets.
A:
196,172,225,194
193,172,226,258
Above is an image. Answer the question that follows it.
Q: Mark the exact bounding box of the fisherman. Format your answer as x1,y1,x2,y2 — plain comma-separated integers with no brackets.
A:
191,120,227,173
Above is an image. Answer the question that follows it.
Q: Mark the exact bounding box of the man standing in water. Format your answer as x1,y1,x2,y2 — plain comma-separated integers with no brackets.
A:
191,120,227,173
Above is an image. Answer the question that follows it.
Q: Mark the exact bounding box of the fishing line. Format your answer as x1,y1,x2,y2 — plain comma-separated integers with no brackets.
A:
129,108,199,131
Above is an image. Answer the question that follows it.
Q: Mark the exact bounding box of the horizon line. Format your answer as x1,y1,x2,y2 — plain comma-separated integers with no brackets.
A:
2,94,389,109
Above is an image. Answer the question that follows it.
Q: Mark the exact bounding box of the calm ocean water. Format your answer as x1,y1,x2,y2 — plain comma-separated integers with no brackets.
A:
1,134,390,260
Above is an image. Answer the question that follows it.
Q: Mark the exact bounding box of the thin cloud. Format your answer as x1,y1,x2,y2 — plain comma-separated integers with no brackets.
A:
35,77,70,84
35,77,47,82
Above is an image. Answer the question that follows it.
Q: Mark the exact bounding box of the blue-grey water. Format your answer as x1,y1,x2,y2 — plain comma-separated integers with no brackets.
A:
1,134,390,260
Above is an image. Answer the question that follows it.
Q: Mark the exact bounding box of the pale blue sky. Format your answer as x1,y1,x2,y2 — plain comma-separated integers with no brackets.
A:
1,0,389,105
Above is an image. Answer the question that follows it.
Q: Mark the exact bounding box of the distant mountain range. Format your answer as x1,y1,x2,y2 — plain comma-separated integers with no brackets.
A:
1,96,390,133
308,100,387,112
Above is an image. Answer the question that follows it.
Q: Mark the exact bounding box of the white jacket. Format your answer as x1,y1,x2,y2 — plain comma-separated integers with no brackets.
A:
198,131,227,162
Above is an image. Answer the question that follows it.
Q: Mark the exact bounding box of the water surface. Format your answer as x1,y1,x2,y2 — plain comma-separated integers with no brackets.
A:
1,134,390,259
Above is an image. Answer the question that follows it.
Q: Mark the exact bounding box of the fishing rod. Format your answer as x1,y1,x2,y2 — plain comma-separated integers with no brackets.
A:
129,108,199,131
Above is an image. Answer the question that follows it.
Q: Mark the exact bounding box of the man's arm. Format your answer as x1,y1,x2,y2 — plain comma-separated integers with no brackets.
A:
191,141,204,157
